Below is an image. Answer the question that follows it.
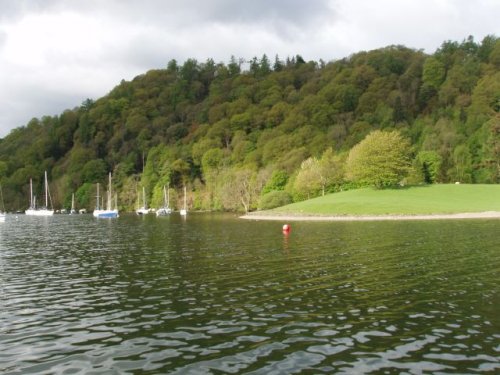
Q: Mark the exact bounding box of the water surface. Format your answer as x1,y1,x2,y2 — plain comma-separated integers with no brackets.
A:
0,213,499,374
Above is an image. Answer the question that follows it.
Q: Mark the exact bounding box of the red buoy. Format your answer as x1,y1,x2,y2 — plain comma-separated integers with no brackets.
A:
282,224,291,234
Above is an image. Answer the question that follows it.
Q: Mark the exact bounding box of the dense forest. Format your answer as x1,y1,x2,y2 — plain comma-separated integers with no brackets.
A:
0,35,498,212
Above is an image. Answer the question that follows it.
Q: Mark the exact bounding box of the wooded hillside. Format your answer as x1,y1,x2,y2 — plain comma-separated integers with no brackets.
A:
0,35,498,212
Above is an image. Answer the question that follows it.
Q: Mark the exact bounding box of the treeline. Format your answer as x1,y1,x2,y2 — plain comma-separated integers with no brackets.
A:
0,35,498,212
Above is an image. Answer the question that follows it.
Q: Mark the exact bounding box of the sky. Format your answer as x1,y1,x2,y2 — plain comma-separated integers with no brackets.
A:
0,0,498,137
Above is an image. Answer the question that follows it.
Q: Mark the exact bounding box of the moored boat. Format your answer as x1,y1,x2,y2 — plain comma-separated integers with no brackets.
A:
25,171,54,216
136,186,151,215
93,173,119,219
156,185,172,216
180,185,187,216
70,193,77,215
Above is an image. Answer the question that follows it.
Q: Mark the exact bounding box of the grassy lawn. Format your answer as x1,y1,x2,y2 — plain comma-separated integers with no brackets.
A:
271,184,500,215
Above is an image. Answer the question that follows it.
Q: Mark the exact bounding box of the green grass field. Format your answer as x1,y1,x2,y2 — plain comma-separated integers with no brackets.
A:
271,184,500,215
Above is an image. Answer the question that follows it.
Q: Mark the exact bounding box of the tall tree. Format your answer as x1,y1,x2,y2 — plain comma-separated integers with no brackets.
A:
346,130,412,188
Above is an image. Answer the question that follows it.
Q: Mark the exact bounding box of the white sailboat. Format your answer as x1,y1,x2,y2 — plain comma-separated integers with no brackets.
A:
156,185,172,216
70,193,77,215
93,173,119,218
180,185,187,216
136,186,151,215
25,171,54,216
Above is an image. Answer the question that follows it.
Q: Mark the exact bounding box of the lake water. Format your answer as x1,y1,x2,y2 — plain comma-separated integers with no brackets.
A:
0,213,499,374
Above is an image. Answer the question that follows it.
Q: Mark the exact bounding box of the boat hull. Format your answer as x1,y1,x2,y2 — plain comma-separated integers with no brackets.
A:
136,207,151,215
25,208,54,216
93,209,119,218
156,207,172,216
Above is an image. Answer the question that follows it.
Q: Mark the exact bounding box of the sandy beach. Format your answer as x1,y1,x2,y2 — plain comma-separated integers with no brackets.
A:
240,211,500,222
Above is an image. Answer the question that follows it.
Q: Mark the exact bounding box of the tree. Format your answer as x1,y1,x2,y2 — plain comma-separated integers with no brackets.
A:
318,148,345,194
293,157,321,199
293,148,345,199
422,57,446,89
219,167,262,212
82,159,108,183
262,170,288,194
450,144,472,182
0,161,7,182
259,191,292,210
346,130,412,188
416,150,442,184
484,117,500,183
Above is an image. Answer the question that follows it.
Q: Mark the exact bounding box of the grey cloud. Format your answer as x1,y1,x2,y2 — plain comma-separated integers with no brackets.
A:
179,0,334,26
0,0,62,20
2,0,334,32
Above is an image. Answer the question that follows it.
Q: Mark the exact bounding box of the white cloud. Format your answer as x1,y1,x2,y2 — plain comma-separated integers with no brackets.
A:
0,0,498,137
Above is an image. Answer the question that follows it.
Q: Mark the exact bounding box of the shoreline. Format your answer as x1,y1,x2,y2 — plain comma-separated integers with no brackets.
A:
240,211,500,222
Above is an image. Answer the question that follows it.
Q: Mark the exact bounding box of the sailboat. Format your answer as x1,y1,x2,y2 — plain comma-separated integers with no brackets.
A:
136,186,151,215
93,173,119,218
156,185,172,216
180,185,187,216
70,193,77,215
0,184,6,222
25,171,54,216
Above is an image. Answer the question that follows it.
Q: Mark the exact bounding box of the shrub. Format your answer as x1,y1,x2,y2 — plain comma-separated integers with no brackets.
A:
259,191,292,210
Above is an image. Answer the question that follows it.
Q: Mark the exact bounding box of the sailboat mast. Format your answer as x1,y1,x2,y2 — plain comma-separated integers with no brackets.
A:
29,178,33,208
96,183,100,210
107,172,112,210
184,185,187,210
44,171,48,208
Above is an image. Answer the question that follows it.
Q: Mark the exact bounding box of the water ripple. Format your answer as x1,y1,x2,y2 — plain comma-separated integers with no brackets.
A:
0,214,499,373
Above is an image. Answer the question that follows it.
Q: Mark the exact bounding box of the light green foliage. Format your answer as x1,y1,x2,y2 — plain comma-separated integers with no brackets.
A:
293,157,322,199
201,148,225,173
219,167,262,212
293,148,345,199
319,148,345,191
346,130,412,188
262,170,288,194
449,144,473,183
192,138,222,165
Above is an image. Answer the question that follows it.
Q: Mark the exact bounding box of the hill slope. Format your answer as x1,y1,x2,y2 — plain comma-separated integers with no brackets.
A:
0,36,498,212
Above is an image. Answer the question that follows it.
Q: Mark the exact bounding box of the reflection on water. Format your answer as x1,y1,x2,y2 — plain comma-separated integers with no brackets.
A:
0,213,499,374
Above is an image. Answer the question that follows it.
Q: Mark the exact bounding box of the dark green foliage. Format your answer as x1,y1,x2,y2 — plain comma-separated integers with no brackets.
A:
0,36,498,211
75,182,94,210
82,159,108,183
416,151,442,183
